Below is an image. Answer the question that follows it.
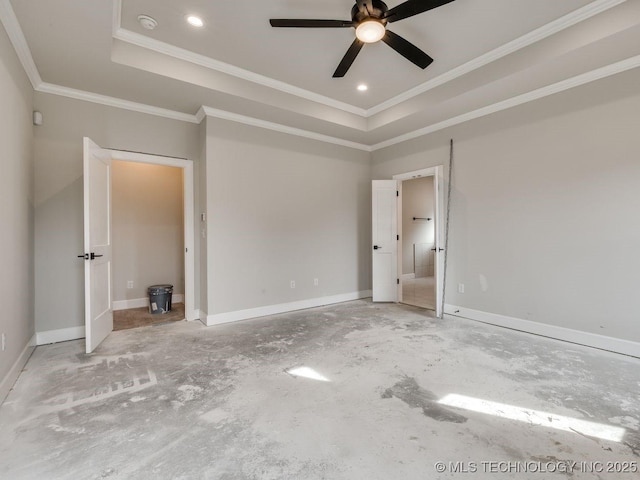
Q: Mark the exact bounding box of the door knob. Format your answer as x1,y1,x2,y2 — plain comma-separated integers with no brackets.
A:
373,245,380,250
77,253,89,259
90,252,104,260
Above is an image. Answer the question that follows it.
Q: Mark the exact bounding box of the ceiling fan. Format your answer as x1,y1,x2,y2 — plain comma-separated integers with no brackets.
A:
270,0,456,78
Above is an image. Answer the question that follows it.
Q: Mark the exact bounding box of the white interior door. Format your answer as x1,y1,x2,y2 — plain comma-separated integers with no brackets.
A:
372,180,398,302
83,137,113,353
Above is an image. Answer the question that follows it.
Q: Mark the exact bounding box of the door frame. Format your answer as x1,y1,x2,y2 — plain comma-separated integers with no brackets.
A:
393,166,444,316
108,149,197,322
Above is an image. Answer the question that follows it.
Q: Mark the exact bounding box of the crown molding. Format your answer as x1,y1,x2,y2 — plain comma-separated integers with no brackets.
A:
113,27,368,118
4,0,636,154
36,82,199,124
111,0,364,117
112,0,122,36
34,82,369,151
112,0,627,120
195,106,207,124
0,0,41,88
367,0,628,116
32,52,640,155
199,106,371,152
371,54,640,151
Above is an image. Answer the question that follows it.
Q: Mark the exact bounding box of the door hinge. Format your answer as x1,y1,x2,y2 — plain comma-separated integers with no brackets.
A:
397,235,399,241
396,191,399,197
397,278,400,285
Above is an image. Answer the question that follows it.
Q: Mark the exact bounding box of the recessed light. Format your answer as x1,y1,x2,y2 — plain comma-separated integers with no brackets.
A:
186,15,204,28
357,84,368,92
137,14,158,30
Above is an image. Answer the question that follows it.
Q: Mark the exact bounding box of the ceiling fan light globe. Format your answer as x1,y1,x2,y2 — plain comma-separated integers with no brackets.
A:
355,20,385,43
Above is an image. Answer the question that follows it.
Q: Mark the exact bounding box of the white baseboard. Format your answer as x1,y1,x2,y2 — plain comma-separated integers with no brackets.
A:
401,273,416,281
1,334,36,405
112,294,184,311
444,304,640,358
207,290,372,327
36,326,86,346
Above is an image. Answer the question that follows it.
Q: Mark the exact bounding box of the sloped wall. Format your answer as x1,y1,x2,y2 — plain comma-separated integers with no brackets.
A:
33,93,200,333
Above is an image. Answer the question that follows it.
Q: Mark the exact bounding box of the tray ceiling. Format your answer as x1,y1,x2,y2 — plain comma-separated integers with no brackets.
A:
4,0,639,149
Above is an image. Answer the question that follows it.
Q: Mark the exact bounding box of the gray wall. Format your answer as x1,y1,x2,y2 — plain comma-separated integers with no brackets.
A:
5,17,639,366
401,177,434,275
0,22,34,386
373,67,640,344
33,93,201,332
205,118,372,315
111,161,184,302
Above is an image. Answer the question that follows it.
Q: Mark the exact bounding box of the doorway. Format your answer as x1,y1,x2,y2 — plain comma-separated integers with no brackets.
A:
108,149,195,323
83,138,196,353
111,161,185,330
393,166,444,315
399,176,436,310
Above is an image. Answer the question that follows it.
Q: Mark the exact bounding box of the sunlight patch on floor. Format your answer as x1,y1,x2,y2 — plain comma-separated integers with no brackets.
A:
438,393,626,442
285,366,330,382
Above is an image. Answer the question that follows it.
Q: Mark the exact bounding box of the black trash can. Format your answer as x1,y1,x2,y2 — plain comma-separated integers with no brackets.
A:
148,284,173,314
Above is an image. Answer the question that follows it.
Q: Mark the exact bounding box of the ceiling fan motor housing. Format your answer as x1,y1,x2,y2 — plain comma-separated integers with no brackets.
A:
351,0,389,24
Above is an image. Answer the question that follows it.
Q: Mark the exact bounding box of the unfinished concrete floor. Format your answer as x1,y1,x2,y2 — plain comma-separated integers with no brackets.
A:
1,300,639,479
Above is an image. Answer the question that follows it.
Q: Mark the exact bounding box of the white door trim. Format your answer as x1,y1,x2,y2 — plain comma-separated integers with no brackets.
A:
392,166,440,181
393,166,445,316
397,180,404,304
108,149,197,322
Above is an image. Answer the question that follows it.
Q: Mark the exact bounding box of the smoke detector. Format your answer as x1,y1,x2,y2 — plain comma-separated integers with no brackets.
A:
137,14,158,30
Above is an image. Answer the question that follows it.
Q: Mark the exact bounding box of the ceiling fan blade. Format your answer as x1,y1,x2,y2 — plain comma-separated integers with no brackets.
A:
356,0,375,15
333,39,365,78
270,19,353,28
383,0,455,23
382,30,433,69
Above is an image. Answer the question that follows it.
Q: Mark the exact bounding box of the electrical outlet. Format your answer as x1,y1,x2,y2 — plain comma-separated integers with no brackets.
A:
127,280,134,289
290,281,296,289
458,283,465,294
1,333,5,352
314,278,319,286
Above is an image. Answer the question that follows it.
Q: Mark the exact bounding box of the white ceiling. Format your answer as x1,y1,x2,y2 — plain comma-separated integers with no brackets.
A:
4,0,640,149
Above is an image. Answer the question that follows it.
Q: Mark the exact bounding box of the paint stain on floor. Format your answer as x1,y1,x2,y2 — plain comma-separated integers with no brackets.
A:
382,376,468,423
